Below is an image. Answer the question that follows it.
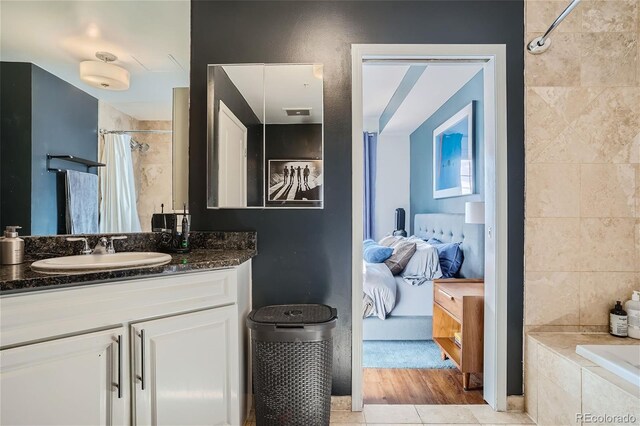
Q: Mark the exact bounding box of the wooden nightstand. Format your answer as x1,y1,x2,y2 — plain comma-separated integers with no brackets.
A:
432,278,484,390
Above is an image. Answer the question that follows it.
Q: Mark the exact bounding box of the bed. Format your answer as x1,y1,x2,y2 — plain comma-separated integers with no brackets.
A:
363,213,485,341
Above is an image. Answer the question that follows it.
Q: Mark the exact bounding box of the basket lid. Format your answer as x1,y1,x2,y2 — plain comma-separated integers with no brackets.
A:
249,304,337,325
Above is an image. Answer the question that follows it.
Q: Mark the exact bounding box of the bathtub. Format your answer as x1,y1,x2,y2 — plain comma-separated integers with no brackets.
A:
576,344,640,388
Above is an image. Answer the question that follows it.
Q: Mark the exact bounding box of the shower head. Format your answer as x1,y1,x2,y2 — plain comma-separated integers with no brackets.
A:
130,138,150,152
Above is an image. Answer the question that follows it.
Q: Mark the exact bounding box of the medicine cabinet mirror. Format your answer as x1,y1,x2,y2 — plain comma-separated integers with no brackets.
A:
206,63,324,209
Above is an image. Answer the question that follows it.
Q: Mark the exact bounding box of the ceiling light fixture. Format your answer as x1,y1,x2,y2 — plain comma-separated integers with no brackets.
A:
79,52,130,91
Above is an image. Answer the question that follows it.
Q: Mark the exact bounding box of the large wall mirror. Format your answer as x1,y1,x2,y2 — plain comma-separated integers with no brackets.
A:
207,63,324,209
0,1,190,236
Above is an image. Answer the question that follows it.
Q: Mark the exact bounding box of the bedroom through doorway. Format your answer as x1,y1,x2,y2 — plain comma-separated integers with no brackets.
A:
360,57,489,405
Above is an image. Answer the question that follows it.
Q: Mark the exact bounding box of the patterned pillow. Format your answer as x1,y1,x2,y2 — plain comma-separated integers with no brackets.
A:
384,240,417,275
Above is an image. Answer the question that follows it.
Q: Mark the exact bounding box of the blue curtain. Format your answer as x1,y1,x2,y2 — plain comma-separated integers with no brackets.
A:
363,132,377,240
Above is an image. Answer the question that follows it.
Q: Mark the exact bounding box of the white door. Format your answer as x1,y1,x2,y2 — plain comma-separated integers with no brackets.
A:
131,306,240,426
0,327,127,425
218,100,248,207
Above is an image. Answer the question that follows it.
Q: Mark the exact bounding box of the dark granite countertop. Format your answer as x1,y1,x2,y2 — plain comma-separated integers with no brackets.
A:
0,232,257,295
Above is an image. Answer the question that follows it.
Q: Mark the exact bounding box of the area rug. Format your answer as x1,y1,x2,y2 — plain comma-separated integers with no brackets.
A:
363,340,456,369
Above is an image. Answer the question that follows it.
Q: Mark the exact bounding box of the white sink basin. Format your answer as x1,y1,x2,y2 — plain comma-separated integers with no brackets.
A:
31,252,172,273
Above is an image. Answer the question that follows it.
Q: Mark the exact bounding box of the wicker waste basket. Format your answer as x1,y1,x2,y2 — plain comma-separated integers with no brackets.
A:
247,304,337,426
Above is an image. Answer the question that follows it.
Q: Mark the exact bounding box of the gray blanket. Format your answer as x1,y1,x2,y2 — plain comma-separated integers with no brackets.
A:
400,236,443,285
362,261,397,319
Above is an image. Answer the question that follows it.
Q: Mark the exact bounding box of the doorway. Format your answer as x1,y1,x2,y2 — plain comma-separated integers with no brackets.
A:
218,100,248,207
351,44,508,411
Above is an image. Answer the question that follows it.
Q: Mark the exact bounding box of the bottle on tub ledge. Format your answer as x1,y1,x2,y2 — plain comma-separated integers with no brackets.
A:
609,301,628,338
625,291,640,340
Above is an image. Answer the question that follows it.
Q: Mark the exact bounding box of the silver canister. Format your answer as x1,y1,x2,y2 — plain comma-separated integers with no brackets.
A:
0,226,24,265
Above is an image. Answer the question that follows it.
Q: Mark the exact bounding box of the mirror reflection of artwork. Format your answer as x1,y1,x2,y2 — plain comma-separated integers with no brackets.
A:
268,160,323,203
206,63,324,209
433,102,474,199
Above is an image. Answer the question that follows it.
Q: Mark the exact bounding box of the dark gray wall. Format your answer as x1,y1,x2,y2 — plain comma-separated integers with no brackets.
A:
190,0,525,395
0,62,98,235
265,124,322,207
410,70,484,234
0,62,32,234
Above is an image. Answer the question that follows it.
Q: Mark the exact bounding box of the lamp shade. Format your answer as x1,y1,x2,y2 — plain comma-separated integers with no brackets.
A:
79,60,130,91
465,201,484,224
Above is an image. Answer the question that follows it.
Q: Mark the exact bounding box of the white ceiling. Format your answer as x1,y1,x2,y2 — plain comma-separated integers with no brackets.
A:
362,64,410,127
223,64,323,125
0,0,190,121
363,63,484,135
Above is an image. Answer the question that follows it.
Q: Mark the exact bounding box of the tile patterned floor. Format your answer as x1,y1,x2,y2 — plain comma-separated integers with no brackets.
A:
244,404,535,425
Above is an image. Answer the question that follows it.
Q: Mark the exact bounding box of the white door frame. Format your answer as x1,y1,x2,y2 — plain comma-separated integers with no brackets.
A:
218,100,248,207
351,44,508,411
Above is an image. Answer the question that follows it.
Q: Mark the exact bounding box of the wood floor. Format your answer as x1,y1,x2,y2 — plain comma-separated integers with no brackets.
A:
363,368,485,405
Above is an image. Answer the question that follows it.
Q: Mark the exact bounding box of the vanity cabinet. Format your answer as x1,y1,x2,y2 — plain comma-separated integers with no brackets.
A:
0,327,128,425
0,263,252,426
131,307,239,426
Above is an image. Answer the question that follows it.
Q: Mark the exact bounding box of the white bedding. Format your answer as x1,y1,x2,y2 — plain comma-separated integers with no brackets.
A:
362,261,396,319
400,236,443,286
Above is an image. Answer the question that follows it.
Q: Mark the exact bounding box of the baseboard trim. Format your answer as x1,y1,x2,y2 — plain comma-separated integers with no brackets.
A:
331,396,352,411
507,395,524,412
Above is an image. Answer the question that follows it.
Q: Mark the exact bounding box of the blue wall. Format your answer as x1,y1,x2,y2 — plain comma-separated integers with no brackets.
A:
410,70,484,234
0,62,98,235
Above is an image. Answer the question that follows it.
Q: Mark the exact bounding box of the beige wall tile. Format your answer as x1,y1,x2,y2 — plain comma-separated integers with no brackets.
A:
582,0,639,32
527,1,583,32
532,86,603,123
580,32,638,86
525,88,569,149
580,164,636,217
526,32,582,86
581,368,640,423
636,165,640,217
636,220,640,271
579,272,639,325
579,218,637,271
631,131,640,164
524,337,539,422
527,124,585,164
525,218,581,271
526,164,580,217
536,345,582,425
525,272,581,325
573,88,640,164
537,379,581,425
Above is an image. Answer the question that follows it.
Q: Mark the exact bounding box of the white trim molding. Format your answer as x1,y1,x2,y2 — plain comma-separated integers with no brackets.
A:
351,44,508,412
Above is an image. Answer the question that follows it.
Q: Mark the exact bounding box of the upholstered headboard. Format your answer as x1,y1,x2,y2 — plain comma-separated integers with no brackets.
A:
414,213,485,279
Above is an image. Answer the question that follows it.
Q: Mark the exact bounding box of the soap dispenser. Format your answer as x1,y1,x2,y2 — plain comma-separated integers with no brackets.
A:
609,301,628,337
0,226,24,265
625,291,640,340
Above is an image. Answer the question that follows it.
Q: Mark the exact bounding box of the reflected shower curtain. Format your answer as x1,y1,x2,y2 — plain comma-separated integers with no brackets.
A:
363,132,377,240
99,134,142,233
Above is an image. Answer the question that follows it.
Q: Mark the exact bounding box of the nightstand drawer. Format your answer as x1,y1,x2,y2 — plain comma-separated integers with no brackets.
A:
434,285,463,319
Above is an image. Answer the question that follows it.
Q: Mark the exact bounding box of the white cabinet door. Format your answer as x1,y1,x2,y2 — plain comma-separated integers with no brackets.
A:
132,306,240,426
0,327,127,425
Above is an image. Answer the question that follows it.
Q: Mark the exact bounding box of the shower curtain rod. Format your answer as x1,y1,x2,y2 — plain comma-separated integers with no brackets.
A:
99,129,173,135
527,0,581,54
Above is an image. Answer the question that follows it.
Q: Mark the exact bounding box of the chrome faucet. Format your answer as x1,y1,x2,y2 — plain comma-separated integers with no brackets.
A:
66,235,128,255
66,237,92,255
